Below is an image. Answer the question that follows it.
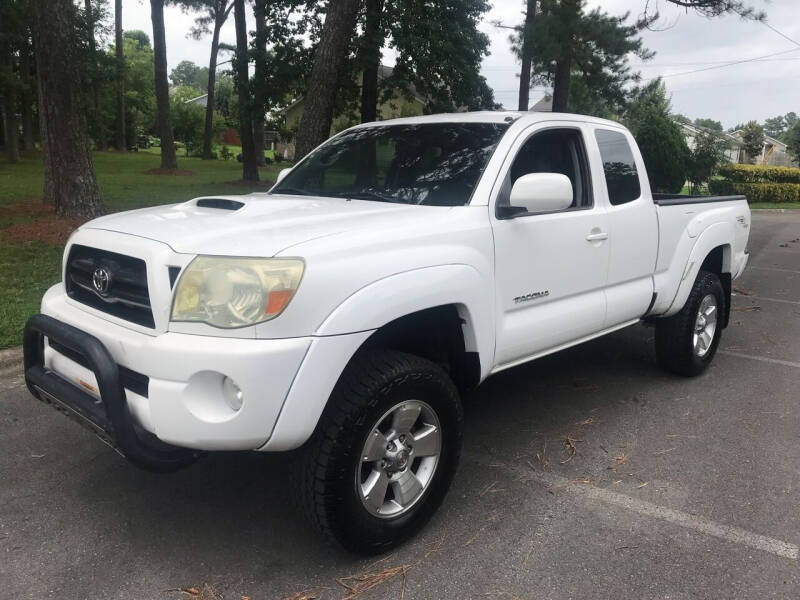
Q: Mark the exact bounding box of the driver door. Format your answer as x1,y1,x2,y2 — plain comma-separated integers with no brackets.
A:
491,124,609,368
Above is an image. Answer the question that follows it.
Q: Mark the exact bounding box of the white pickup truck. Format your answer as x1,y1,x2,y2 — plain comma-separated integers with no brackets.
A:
24,111,750,554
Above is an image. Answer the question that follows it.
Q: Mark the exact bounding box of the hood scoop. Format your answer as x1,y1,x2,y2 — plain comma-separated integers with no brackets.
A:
195,198,245,211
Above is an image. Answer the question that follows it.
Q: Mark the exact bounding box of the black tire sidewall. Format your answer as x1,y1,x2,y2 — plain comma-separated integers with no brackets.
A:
656,270,725,376
321,356,462,553
685,273,725,371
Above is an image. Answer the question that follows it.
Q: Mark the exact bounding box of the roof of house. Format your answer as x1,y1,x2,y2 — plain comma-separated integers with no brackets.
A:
529,94,553,112
675,120,742,146
184,94,208,107
729,129,788,149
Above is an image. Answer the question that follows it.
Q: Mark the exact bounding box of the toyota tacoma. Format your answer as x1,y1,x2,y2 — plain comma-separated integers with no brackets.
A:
23,111,750,554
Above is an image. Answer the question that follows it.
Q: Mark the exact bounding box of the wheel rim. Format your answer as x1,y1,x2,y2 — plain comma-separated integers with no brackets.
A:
693,294,718,358
356,399,442,519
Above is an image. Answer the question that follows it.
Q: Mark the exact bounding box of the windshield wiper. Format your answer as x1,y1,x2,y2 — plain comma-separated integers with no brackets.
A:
339,191,395,203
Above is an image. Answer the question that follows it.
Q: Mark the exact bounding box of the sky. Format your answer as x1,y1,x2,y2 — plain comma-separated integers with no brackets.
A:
122,0,800,128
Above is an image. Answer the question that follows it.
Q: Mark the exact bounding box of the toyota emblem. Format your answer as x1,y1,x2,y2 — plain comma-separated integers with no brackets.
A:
92,266,112,296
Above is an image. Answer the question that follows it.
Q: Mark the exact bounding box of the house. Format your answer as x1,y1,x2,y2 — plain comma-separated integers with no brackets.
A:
183,94,277,152
675,120,793,167
728,130,793,166
674,121,741,164
276,65,427,159
529,94,553,112
185,94,209,107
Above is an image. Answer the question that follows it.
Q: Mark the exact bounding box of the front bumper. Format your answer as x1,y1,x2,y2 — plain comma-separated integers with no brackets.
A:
32,284,313,451
24,314,198,470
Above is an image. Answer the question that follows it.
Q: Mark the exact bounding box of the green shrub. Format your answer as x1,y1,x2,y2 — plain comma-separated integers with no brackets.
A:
708,179,800,203
717,163,800,184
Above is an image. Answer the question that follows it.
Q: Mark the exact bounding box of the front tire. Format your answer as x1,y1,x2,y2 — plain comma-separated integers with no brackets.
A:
655,270,725,377
301,349,463,555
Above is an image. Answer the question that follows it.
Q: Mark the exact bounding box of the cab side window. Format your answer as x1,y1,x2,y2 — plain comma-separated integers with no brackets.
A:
594,129,641,206
506,128,592,210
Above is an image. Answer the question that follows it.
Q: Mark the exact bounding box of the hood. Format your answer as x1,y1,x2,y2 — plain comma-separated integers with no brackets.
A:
83,194,451,257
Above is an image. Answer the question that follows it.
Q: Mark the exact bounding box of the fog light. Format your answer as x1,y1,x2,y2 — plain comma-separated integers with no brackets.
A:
222,376,244,412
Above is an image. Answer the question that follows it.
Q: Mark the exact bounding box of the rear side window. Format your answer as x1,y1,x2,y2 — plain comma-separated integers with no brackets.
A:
594,129,641,206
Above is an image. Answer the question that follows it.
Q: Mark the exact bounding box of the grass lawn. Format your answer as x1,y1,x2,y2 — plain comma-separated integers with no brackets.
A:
0,150,284,349
749,202,800,209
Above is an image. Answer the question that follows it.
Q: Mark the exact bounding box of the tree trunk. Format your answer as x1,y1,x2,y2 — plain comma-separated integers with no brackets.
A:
294,0,360,160
234,0,257,180
33,0,103,217
20,37,36,151
551,55,571,112
551,0,577,114
359,0,384,123
253,119,265,166
252,0,267,167
518,0,537,111
114,0,126,151
150,0,177,169
1,37,21,163
202,20,222,159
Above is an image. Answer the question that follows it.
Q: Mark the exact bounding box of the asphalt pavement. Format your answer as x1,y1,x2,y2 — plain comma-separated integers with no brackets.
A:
1,210,799,600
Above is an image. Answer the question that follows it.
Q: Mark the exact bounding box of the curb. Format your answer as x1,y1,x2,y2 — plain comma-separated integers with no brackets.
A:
0,346,23,371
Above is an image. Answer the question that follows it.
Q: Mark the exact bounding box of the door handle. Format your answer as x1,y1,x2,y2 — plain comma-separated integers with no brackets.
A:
586,231,608,242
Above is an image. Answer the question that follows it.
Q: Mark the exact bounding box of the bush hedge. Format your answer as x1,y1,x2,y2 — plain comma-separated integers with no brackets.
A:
717,163,800,184
708,179,800,203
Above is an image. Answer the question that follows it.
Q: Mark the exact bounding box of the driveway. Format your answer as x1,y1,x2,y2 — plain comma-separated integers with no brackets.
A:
1,211,799,600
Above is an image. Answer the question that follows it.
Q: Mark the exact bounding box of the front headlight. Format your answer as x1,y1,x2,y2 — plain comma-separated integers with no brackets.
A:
171,256,304,328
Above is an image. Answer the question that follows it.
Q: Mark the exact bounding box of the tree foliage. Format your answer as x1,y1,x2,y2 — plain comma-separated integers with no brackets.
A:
763,112,798,140
516,0,653,116
634,108,691,193
784,121,800,166
170,85,224,155
694,118,723,132
740,120,765,163
625,78,671,130
170,59,209,88
385,0,496,113
687,129,729,191
660,0,764,19
624,79,689,193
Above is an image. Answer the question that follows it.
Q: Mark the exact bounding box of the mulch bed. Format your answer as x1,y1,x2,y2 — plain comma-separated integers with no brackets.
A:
1,202,85,246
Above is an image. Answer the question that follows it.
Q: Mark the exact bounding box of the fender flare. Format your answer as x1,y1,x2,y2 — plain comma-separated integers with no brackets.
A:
662,221,733,317
315,264,494,367
260,264,495,451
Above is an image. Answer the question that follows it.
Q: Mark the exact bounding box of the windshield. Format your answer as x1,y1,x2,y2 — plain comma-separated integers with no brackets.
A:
272,122,509,206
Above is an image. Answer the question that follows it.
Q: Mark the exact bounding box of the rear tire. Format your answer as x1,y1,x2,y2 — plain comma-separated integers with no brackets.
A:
655,270,725,377
300,349,463,555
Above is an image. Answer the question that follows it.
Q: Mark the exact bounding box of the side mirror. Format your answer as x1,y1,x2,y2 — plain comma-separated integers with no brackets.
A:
507,173,573,216
276,167,292,184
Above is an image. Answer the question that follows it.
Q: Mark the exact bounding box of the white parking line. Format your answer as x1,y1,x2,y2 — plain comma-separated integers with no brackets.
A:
719,350,800,369
748,266,800,275
472,456,799,561
739,295,800,306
